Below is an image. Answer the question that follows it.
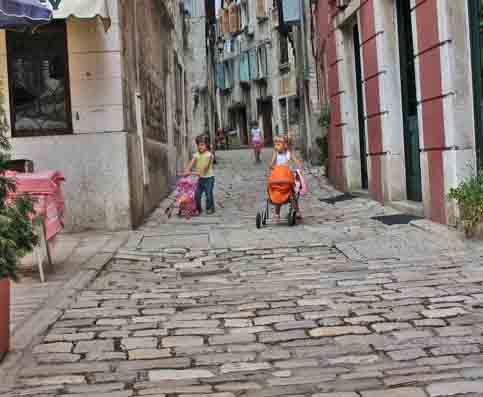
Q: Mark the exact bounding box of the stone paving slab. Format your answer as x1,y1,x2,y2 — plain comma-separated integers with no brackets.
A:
140,234,210,250
209,228,331,249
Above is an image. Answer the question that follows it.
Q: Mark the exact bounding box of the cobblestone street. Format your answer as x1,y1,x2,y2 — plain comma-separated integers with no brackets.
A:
4,149,483,396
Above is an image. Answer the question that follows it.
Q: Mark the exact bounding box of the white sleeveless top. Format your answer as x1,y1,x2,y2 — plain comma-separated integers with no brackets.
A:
275,151,291,166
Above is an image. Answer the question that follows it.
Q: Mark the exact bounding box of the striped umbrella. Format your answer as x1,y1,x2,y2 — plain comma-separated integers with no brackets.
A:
0,0,52,30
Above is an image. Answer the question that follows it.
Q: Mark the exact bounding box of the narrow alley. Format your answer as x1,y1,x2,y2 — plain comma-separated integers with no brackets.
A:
3,150,483,397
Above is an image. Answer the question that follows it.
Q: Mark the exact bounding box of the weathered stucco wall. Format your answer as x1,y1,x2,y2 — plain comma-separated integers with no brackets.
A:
119,0,190,217
0,0,140,232
11,133,134,231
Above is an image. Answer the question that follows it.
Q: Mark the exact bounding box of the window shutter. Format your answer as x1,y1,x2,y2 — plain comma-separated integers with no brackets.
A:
216,63,226,90
249,48,258,80
229,5,236,33
219,14,225,34
236,5,242,32
229,5,242,34
256,0,266,18
223,8,229,34
240,52,250,82
258,46,267,78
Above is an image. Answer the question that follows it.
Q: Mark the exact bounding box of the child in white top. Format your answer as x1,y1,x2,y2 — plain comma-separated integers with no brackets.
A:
269,136,304,221
251,124,263,163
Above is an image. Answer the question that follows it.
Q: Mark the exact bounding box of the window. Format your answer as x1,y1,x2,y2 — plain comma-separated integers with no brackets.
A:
7,22,72,137
241,0,250,29
216,62,226,90
288,96,299,125
279,97,288,133
174,56,183,126
280,0,301,25
240,52,250,83
256,0,266,19
249,48,258,80
184,0,193,16
280,34,289,66
224,60,234,89
258,46,268,78
229,4,241,34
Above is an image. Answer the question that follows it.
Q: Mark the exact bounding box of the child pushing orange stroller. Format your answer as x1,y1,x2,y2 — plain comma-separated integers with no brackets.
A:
256,165,299,228
256,136,307,228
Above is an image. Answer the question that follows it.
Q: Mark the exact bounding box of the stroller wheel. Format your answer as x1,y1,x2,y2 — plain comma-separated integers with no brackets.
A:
256,213,262,229
288,210,297,226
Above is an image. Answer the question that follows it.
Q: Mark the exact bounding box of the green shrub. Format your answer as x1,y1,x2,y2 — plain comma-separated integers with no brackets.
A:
319,104,331,129
0,85,37,280
315,135,328,165
448,171,483,237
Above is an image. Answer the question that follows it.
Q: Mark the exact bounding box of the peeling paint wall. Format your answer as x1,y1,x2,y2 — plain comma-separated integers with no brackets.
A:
120,0,190,220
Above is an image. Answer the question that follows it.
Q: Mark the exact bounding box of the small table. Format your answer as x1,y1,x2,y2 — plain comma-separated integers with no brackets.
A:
7,171,65,282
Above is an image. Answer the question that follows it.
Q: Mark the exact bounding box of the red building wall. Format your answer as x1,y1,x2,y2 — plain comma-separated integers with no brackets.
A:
324,1,344,190
414,0,446,224
315,0,448,224
359,0,383,202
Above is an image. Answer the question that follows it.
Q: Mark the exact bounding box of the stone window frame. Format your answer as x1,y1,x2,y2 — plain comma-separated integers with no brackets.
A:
6,21,73,138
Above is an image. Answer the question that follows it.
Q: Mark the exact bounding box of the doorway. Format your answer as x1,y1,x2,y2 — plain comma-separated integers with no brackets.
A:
353,24,369,189
239,108,248,146
470,0,483,166
260,100,274,146
397,0,422,201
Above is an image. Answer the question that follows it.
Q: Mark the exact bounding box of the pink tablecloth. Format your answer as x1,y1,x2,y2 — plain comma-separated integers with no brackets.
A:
6,171,65,241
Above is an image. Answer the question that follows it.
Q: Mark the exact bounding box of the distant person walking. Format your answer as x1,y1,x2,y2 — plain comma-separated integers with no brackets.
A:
250,122,263,164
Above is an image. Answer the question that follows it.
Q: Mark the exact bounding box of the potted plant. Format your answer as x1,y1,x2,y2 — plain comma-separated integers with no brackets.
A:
448,171,483,238
0,86,37,361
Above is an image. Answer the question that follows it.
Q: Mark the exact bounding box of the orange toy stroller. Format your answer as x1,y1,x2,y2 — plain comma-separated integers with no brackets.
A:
256,165,299,228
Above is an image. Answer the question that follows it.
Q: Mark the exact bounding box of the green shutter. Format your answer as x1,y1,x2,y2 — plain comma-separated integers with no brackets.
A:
258,46,268,78
470,0,483,167
249,48,258,80
397,0,422,201
216,63,225,89
240,52,250,82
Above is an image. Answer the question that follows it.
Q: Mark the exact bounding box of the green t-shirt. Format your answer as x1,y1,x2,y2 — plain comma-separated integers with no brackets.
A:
194,151,214,178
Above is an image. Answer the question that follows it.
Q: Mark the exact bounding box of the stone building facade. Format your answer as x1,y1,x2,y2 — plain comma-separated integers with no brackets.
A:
184,0,217,148
214,0,320,153
4,0,191,231
315,0,481,225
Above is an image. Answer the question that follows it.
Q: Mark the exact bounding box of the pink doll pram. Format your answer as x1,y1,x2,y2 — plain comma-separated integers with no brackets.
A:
174,175,199,219
294,170,308,196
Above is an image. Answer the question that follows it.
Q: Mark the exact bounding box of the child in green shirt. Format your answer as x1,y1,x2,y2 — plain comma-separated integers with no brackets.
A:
184,136,215,214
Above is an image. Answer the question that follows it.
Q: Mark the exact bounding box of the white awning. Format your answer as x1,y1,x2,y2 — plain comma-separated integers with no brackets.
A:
52,0,110,31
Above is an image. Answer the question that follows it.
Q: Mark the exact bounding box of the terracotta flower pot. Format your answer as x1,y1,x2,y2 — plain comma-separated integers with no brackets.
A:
0,278,10,361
